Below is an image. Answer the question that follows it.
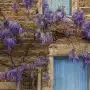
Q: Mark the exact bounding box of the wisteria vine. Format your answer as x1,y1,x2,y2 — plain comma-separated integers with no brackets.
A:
0,56,49,82
0,20,24,53
0,0,90,89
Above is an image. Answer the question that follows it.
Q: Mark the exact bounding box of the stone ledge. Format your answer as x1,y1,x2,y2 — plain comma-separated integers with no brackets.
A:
0,82,16,89
49,42,90,56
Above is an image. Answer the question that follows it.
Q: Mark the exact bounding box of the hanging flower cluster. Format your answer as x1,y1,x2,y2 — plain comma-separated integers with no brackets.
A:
0,20,24,53
82,52,90,64
35,7,66,45
22,0,35,10
36,14,48,30
44,10,54,24
27,56,49,70
68,49,90,65
72,9,85,29
82,21,90,40
0,56,49,81
12,3,19,14
42,0,49,14
0,72,6,80
35,31,54,45
7,69,18,81
42,0,65,22
54,8,65,22
36,7,66,29
68,49,79,61
42,72,49,80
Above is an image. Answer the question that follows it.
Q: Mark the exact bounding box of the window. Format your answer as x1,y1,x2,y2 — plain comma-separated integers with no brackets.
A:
47,0,71,15
54,56,89,90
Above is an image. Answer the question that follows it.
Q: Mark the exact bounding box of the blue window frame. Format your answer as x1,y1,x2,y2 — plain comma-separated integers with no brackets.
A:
54,56,88,90
47,0,71,15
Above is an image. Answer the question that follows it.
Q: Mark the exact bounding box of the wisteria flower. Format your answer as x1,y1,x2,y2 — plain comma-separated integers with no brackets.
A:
55,8,65,22
12,3,19,13
35,31,54,45
82,52,90,64
4,38,16,52
29,62,36,70
9,21,21,36
42,0,49,14
0,72,6,80
18,64,25,72
7,69,17,81
44,10,54,24
46,32,54,44
42,72,50,80
72,9,85,29
19,28,24,34
1,29,12,39
69,49,79,61
34,58,42,67
22,0,34,9
3,20,9,29
39,32,47,44
82,21,90,40
34,56,49,68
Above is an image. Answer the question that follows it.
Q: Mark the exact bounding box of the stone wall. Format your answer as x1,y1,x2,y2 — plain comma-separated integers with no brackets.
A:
0,0,90,90
0,0,41,30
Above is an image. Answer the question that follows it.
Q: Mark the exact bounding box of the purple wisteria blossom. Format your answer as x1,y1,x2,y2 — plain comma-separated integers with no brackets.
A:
82,52,90,64
12,3,19,13
69,49,79,61
82,21,90,40
42,72,50,80
9,21,21,36
0,72,6,80
44,10,54,24
22,0,34,9
7,69,17,81
54,8,65,22
4,38,16,53
3,20,9,29
19,28,24,34
26,56,49,70
1,29,12,39
72,9,85,29
0,20,24,52
0,56,49,81
42,0,49,14
35,31,54,45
